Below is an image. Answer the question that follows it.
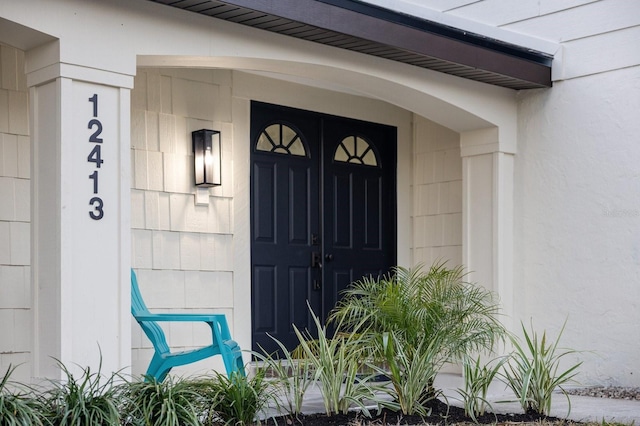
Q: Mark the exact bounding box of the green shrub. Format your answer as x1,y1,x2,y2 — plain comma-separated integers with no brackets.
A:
122,375,201,426
0,364,43,426
293,305,376,416
456,355,507,422
39,359,121,426
373,331,443,416
253,335,314,417
500,320,582,416
194,370,274,426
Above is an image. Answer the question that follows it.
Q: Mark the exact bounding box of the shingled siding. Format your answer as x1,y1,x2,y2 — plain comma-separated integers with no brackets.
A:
411,116,462,267
0,43,31,383
130,68,235,377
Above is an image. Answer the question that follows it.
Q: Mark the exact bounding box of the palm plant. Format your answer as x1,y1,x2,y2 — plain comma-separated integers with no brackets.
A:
330,263,504,358
329,263,505,407
0,364,44,426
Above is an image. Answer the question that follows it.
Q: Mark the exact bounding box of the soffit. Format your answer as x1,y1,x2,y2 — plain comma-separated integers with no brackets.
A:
147,0,553,90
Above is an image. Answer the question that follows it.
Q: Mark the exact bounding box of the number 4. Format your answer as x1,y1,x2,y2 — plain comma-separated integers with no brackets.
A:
87,144,103,167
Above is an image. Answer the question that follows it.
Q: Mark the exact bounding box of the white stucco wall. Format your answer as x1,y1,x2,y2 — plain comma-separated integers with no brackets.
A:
515,65,640,387
411,0,640,386
0,43,31,382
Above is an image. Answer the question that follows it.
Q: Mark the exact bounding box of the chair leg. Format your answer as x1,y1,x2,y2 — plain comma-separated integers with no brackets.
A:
221,341,245,377
146,353,171,382
155,368,171,383
234,355,245,376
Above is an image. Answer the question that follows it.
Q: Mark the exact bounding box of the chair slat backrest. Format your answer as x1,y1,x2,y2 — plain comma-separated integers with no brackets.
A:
131,269,150,316
131,270,170,355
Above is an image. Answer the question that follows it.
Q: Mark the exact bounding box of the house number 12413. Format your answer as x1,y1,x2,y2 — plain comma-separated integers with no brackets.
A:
87,94,104,220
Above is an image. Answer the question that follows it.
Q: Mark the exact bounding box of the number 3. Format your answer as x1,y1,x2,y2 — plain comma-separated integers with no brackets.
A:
89,197,104,220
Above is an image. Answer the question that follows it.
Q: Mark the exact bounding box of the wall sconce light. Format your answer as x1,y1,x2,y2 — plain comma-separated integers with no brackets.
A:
192,129,221,187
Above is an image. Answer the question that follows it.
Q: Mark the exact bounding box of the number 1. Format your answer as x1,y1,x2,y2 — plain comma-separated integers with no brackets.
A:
89,170,99,193
88,94,98,117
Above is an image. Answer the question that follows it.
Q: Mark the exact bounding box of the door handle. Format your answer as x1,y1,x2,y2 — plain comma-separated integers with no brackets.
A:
311,251,322,268
325,253,333,261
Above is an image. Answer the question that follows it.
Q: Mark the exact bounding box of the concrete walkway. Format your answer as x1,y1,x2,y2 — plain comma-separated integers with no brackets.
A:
283,373,640,424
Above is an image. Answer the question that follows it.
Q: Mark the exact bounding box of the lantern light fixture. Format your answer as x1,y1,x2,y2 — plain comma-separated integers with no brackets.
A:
192,129,221,187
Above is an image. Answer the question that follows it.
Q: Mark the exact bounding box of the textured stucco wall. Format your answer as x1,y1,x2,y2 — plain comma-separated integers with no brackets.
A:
514,67,640,386
408,0,640,386
0,43,31,382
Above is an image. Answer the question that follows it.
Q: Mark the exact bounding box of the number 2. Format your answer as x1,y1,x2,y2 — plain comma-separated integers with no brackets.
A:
88,119,103,143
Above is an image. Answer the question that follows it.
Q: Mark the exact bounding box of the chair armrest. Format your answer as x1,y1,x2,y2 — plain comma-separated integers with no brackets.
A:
134,313,227,322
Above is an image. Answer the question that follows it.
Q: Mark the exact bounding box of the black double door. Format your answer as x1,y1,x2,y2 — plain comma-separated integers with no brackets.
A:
250,101,396,355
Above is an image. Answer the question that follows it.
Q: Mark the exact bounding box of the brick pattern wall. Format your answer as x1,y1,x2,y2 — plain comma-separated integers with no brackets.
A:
0,43,31,382
412,116,462,267
130,68,235,376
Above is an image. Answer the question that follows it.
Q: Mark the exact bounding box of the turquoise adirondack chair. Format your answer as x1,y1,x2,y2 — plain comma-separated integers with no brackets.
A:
131,269,245,382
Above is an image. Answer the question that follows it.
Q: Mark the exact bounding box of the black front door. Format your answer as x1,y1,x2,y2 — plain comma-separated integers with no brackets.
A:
250,101,396,355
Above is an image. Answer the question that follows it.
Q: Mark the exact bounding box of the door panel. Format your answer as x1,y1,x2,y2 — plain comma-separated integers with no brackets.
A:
364,177,382,249
251,101,396,355
251,103,321,355
332,173,353,248
253,266,276,333
288,166,311,245
322,118,396,315
253,163,276,242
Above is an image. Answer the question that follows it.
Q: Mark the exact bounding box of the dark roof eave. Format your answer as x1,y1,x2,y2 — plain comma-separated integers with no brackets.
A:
148,0,553,89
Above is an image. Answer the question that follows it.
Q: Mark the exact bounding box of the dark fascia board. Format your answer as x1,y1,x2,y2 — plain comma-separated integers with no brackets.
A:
151,0,553,89
316,0,553,67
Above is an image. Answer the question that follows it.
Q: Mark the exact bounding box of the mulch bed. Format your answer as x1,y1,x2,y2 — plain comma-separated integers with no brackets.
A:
264,399,564,425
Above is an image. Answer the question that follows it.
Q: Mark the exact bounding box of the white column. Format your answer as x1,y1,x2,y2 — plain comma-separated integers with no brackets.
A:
460,127,514,329
27,42,133,379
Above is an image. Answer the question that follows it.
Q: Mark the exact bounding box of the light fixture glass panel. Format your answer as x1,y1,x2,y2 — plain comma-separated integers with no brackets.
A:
192,129,222,187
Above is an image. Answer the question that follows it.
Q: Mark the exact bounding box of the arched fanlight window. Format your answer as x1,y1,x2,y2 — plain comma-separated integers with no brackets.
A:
334,135,378,166
256,123,307,157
